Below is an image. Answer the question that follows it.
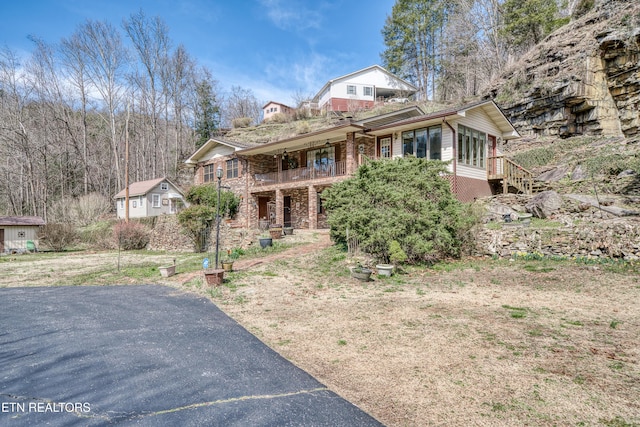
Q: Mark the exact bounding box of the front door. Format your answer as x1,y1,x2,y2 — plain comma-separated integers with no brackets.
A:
284,196,291,227
258,197,269,229
0,229,4,253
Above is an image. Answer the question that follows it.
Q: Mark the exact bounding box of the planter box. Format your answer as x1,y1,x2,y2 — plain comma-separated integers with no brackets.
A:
283,227,294,236
203,268,224,286
269,228,282,239
222,261,234,272
159,265,176,278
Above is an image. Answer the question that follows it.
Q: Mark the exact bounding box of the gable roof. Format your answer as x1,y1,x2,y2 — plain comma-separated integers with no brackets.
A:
185,137,257,165
237,122,365,156
0,216,46,226
262,101,292,110
312,65,418,102
367,100,520,140
353,105,425,129
114,177,184,199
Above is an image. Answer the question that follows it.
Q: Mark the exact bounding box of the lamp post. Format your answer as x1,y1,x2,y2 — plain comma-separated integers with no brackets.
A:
215,165,223,269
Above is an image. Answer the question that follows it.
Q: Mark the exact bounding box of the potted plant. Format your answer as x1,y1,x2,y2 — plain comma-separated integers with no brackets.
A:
221,249,240,272
283,226,294,236
350,264,372,281
259,233,273,248
269,224,283,239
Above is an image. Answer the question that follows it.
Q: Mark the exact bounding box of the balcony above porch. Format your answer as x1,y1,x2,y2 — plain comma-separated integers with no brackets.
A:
253,161,347,190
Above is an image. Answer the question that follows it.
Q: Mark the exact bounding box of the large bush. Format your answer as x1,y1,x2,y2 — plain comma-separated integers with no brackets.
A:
38,223,78,252
323,158,478,264
113,221,150,250
177,205,217,252
186,185,240,218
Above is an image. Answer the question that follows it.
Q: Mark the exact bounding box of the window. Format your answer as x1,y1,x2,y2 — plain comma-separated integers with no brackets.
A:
317,193,324,214
347,85,356,95
133,200,137,208
307,147,335,171
203,164,215,182
160,182,168,190
363,86,373,97
379,137,392,158
139,196,143,207
457,125,486,168
401,126,442,160
152,194,161,208
119,199,124,209
226,158,239,178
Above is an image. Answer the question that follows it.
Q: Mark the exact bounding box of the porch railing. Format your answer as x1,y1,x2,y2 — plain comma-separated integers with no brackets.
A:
487,156,534,194
254,161,346,186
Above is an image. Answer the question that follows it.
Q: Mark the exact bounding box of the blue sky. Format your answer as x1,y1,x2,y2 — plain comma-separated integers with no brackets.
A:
0,0,396,105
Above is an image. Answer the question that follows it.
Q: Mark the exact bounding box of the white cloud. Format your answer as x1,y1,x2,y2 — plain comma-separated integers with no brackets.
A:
258,0,324,32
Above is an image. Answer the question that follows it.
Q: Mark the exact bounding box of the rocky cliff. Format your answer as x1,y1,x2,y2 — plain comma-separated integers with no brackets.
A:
487,0,640,138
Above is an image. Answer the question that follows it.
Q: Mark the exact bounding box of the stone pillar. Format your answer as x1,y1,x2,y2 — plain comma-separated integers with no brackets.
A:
275,189,283,226
346,132,356,174
308,185,317,229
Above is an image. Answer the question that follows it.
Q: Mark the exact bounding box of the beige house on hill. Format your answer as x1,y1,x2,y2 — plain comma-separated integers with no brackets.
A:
114,178,186,219
185,100,523,231
262,101,294,122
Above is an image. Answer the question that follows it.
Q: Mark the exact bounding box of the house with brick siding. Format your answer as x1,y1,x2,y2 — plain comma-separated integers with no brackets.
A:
185,100,520,230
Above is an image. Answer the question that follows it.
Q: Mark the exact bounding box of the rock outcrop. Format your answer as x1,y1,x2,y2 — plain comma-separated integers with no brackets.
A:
488,0,640,138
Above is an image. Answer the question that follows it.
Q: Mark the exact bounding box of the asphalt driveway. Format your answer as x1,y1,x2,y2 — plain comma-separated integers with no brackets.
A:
0,285,383,426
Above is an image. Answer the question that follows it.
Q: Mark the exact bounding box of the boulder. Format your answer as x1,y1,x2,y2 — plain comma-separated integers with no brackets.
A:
526,190,564,218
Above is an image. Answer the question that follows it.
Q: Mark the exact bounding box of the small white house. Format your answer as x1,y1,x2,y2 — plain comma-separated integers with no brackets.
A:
0,216,45,253
312,65,418,113
114,177,186,219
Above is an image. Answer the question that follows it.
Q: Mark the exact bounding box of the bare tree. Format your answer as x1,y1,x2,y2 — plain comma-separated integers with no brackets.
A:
72,20,128,195
223,85,261,127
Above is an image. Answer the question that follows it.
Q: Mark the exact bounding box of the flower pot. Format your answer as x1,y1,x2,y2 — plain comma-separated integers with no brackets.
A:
203,268,224,286
159,265,176,278
269,228,282,239
283,226,294,236
351,267,372,281
222,261,234,272
376,264,394,277
259,237,273,248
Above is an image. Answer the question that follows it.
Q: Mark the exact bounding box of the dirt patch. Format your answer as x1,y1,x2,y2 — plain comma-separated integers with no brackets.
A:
2,231,639,426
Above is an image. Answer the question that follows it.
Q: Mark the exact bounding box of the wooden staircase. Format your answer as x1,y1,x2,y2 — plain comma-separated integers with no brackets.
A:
487,156,546,195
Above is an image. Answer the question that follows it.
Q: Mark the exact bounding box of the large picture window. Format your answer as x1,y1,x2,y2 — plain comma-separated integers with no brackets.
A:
401,125,442,160
307,146,335,171
457,125,486,168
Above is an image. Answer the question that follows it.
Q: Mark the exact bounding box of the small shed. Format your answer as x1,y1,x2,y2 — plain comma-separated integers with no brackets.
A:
0,216,46,254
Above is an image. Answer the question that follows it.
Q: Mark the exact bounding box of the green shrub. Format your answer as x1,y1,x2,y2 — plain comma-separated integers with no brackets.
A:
113,221,150,250
38,223,78,252
177,205,217,252
323,158,478,263
185,185,240,218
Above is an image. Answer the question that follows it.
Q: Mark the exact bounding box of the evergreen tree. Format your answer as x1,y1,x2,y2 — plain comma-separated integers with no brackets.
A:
194,76,220,149
500,0,569,49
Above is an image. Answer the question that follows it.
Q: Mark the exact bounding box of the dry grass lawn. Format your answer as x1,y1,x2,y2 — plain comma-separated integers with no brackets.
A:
2,230,639,426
